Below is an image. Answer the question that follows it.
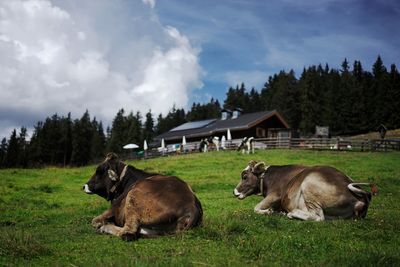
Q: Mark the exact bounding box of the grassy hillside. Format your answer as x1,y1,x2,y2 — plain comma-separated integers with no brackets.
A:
350,128,400,139
1,149,399,266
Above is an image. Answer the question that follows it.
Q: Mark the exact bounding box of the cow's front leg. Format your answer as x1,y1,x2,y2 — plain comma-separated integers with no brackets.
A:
92,208,113,229
254,194,280,215
287,209,325,221
99,217,140,241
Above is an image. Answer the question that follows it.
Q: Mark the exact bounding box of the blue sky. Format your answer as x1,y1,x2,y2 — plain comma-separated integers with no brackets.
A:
0,0,399,139
156,0,400,102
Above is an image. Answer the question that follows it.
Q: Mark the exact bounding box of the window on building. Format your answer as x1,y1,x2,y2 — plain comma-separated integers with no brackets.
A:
278,131,290,138
256,127,266,137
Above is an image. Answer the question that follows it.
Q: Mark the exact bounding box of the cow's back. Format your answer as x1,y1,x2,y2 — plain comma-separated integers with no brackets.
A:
265,165,308,196
113,175,201,229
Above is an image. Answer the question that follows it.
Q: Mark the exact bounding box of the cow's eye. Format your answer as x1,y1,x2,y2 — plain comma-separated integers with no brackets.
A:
243,175,247,181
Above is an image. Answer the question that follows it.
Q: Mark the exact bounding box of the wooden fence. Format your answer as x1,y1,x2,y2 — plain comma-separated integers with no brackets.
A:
253,137,400,152
124,137,399,160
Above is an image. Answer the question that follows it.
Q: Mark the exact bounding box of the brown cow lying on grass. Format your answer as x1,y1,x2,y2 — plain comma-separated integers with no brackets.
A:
83,153,203,241
233,160,378,221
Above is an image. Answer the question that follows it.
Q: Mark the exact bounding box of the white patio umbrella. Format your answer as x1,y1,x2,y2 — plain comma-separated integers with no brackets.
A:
182,136,187,146
160,138,166,154
123,143,139,149
227,128,232,141
161,138,165,149
221,135,226,149
143,140,148,151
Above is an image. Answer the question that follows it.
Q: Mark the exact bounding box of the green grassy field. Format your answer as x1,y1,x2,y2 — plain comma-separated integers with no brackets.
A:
0,149,399,266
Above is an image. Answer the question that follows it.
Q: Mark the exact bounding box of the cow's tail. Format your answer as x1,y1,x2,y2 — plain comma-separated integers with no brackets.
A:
348,182,378,218
348,183,378,198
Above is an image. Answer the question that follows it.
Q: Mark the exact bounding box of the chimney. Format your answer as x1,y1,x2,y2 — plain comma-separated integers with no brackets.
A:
221,109,232,120
232,108,243,119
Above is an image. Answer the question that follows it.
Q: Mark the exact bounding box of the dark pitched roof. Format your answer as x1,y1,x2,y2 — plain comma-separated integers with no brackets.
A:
155,110,289,141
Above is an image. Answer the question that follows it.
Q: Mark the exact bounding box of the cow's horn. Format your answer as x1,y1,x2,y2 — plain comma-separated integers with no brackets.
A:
253,162,266,174
248,160,257,168
106,152,118,161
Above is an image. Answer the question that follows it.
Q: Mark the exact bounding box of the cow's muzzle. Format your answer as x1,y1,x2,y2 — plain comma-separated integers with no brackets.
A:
233,188,246,199
83,184,93,194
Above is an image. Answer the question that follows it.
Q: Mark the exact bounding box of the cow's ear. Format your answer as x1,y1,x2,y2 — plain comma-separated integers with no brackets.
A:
253,162,266,174
248,160,257,169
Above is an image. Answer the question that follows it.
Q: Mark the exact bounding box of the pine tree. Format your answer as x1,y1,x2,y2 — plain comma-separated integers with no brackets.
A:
33,113,70,165
316,64,331,127
298,67,322,134
126,111,142,146
106,109,127,154
90,118,106,161
143,110,155,144
27,121,44,166
248,87,262,113
337,58,359,134
18,127,28,167
41,115,59,164
155,113,168,136
266,70,301,129
260,75,275,111
351,61,366,131
212,99,222,116
186,99,221,121
387,64,400,128
0,138,7,168
324,69,341,135
6,129,19,167
371,55,390,129
71,111,93,166
223,86,236,110
223,83,247,110
155,106,187,135
173,108,186,126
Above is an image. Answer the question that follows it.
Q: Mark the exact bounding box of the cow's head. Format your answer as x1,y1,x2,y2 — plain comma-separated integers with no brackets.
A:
83,153,124,201
233,160,267,199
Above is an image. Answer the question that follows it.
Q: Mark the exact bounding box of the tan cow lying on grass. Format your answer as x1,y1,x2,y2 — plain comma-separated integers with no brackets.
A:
83,153,203,241
233,160,378,221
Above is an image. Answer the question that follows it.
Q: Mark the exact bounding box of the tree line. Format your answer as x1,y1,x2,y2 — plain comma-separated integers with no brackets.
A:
0,56,399,167
224,56,399,135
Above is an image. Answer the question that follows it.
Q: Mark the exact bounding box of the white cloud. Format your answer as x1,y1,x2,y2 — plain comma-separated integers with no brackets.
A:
0,0,202,138
142,0,156,9
131,26,203,109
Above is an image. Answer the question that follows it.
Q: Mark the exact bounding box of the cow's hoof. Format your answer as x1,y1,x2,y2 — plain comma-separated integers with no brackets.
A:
121,232,138,242
97,225,106,234
92,220,103,229
98,224,114,234
264,208,274,215
254,208,273,215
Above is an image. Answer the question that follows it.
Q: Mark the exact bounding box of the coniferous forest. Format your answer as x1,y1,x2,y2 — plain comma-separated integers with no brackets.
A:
1,56,399,167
